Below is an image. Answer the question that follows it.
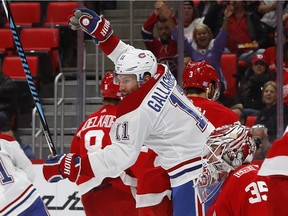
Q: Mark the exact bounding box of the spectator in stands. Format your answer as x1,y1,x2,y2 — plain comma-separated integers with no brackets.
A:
225,1,270,66
196,1,217,19
160,0,203,43
255,81,288,143
263,34,288,107
201,1,228,38
170,4,233,93
263,29,288,73
230,105,247,125
277,42,288,107
234,54,276,116
182,0,203,42
250,124,270,160
258,1,288,46
142,1,178,78
0,72,19,132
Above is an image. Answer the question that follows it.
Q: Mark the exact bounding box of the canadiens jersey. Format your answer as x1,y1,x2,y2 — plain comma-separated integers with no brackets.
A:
0,134,40,216
188,96,239,128
84,35,215,188
70,104,119,195
207,164,269,216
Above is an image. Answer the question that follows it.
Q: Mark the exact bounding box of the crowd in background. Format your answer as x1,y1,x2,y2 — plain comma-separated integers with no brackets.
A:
141,0,288,146
0,0,288,158
1,2,288,216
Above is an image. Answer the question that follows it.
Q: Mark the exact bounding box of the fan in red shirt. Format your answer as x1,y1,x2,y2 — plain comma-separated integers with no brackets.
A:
141,1,177,78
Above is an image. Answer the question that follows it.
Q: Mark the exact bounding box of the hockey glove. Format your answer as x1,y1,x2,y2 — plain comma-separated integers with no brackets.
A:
43,153,81,183
69,8,113,45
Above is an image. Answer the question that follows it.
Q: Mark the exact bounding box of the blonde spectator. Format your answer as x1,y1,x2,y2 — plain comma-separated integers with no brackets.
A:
171,4,233,98
255,81,288,143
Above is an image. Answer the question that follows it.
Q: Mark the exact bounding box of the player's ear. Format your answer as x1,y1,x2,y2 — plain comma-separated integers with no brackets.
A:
143,74,151,83
207,83,214,99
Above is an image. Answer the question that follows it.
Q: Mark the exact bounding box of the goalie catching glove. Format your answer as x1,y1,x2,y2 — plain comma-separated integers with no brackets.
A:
69,8,113,45
42,153,81,183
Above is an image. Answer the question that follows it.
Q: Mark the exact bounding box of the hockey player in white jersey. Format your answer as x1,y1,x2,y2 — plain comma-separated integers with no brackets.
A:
42,8,215,216
0,112,49,216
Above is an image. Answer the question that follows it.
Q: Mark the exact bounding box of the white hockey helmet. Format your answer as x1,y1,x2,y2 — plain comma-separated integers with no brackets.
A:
115,49,158,83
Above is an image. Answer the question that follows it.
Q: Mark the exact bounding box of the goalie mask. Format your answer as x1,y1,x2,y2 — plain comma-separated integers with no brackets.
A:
101,72,121,99
196,123,256,203
115,49,158,83
182,61,220,100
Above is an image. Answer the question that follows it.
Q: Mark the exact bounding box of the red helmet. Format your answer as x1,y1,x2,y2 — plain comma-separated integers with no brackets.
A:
182,61,220,100
101,72,121,99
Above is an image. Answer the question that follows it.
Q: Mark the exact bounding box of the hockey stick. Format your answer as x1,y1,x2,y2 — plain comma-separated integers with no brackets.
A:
1,0,57,156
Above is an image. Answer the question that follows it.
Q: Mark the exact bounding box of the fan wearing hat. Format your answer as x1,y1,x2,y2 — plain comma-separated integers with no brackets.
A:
159,0,203,43
233,53,276,116
251,54,269,74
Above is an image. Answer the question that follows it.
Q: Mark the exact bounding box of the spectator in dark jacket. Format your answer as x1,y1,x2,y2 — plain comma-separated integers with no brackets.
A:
0,73,19,131
234,54,276,116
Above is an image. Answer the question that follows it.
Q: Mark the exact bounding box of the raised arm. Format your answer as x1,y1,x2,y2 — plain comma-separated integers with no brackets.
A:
69,8,134,63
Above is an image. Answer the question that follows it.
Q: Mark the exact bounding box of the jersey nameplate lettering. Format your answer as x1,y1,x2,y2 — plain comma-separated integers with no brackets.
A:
233,165,256,178
83,115,116,130
147,71,176,112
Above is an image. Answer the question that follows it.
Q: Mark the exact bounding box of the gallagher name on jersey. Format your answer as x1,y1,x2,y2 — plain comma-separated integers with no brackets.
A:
148,71,176,112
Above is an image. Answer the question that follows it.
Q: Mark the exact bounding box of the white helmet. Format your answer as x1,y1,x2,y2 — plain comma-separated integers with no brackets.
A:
115,49,158,83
